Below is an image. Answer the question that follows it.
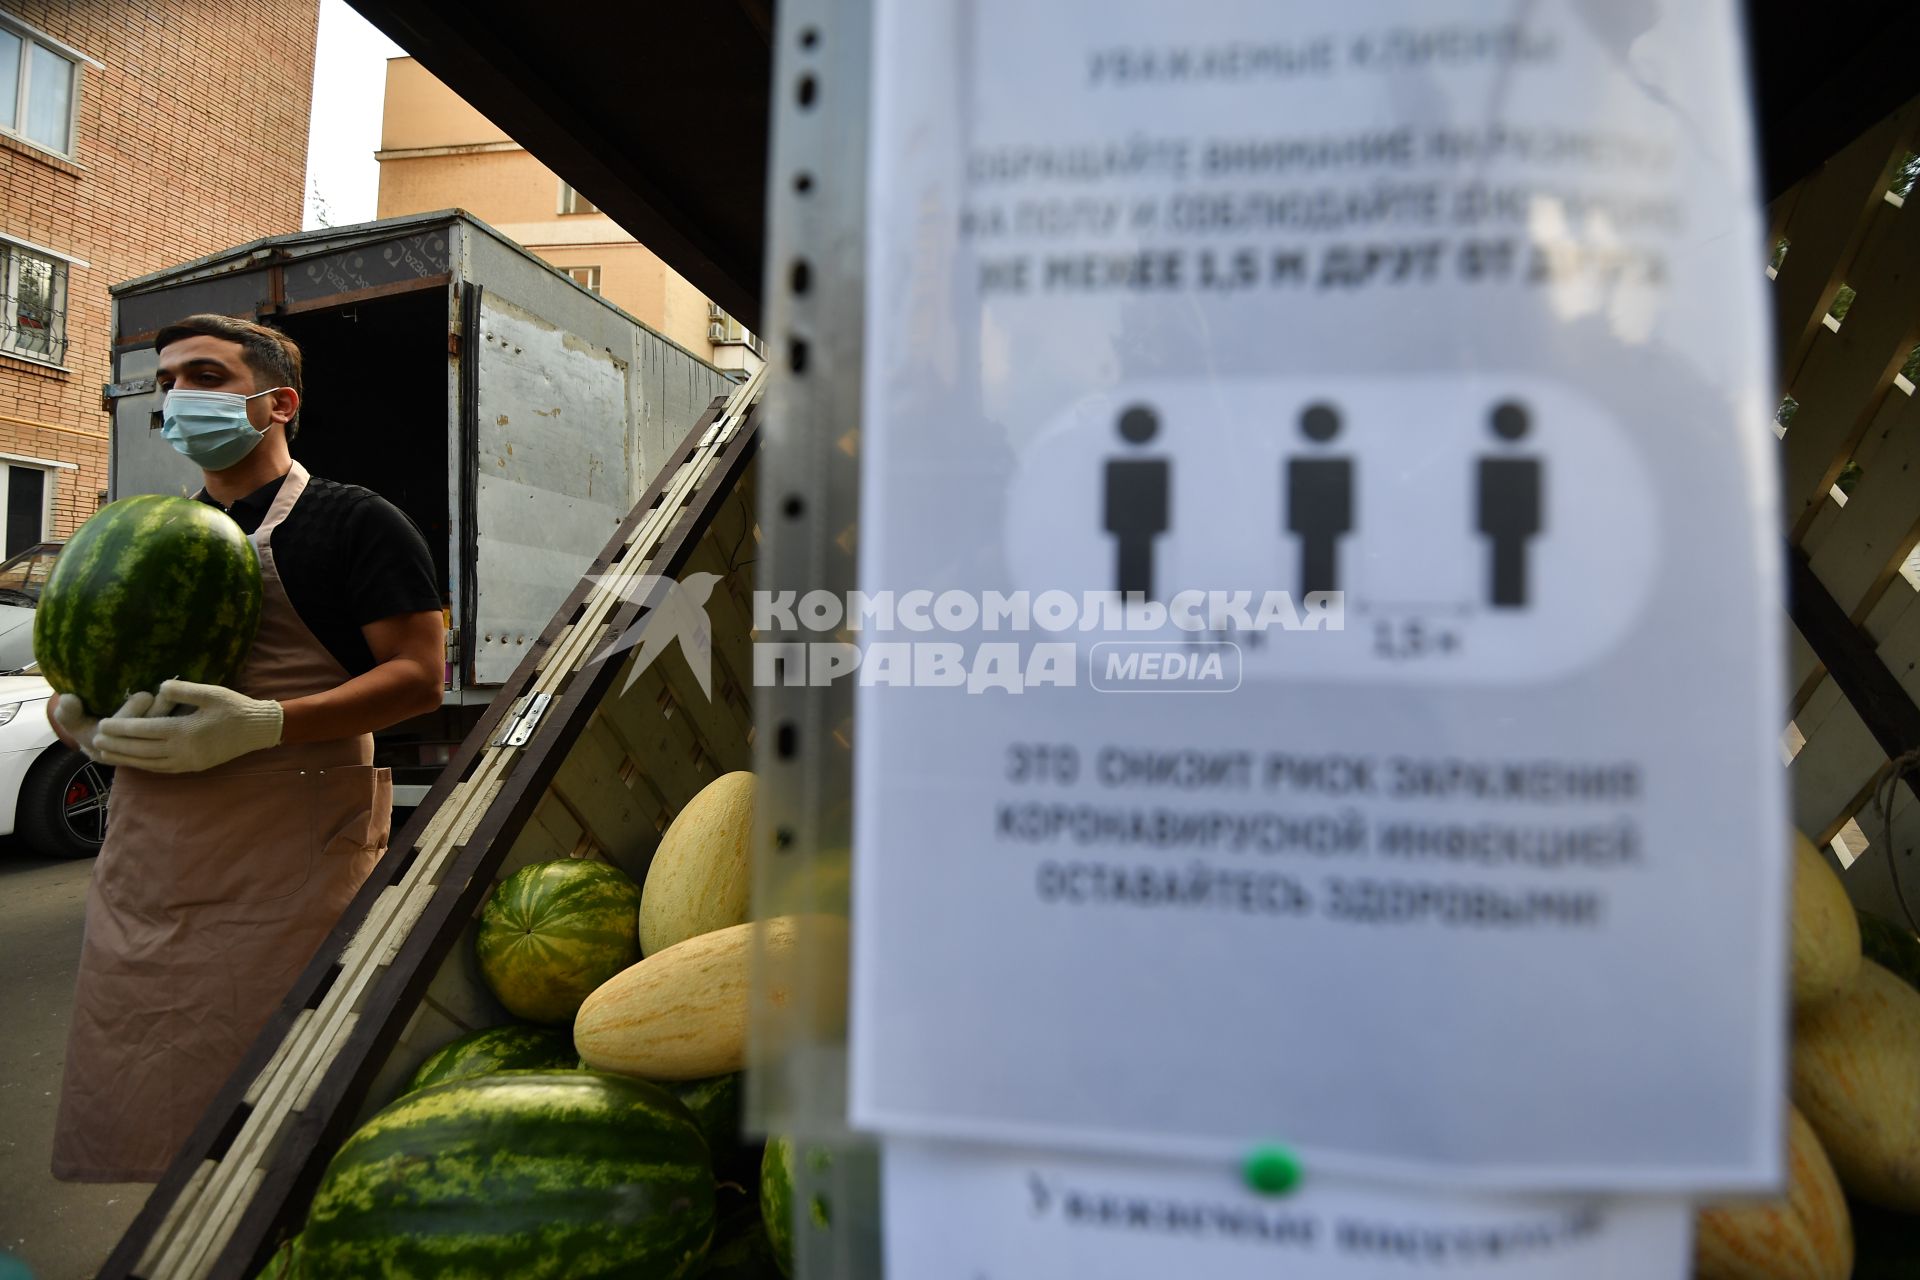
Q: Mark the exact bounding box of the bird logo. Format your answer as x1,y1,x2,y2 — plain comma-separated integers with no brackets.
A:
585,571,725,698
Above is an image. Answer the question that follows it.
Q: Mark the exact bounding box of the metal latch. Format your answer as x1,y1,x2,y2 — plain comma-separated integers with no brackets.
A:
493,691,552,748
102,377,157,400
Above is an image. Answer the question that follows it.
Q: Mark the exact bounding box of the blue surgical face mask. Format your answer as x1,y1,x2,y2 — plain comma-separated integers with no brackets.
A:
160,387,287,470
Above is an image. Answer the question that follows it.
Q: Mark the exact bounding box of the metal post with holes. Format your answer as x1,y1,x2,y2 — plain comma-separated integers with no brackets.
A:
749,0,883,1276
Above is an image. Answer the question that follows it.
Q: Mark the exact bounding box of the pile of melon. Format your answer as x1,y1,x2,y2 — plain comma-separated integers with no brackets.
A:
255,771,843,1280
1694,830,1920,1280
250,792,1920,1279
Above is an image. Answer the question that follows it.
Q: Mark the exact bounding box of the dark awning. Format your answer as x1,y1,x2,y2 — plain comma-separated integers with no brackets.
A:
350,0,773,329
348,0,1920,333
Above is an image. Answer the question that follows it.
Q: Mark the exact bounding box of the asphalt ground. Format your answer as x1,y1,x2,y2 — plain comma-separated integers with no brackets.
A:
0,849,146,1280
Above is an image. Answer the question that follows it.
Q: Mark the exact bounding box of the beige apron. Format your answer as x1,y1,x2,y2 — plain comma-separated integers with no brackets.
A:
52,461,392,1182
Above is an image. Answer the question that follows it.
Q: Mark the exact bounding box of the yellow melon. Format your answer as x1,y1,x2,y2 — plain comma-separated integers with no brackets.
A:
1791,959,1920,1211
1789,829,1859,1010
1694,1104,1852,1280
640,771,756,955
575,914,849,1081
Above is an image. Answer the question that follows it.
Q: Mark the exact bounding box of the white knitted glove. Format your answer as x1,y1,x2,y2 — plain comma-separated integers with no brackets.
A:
91,680,283,773
51,691,158,761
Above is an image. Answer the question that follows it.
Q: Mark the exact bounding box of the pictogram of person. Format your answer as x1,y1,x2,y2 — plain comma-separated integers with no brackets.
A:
1104,404,1169,599
1286,402,1352,597
1476,400,1543,608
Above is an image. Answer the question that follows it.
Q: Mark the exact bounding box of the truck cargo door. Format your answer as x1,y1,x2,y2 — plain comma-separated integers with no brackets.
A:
106,345,203,499
466,290,632,685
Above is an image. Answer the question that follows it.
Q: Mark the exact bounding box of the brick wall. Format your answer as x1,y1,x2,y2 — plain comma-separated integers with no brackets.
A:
0,1,318,539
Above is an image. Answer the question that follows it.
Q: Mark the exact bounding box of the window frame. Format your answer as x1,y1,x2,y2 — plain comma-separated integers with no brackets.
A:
0,10,96,160
0,460,53,558
0,240,69,366
561,265,602,294
557,180,599,216
712,309,767,357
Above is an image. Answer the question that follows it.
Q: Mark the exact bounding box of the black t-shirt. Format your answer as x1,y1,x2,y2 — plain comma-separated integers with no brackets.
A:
194,474,442,677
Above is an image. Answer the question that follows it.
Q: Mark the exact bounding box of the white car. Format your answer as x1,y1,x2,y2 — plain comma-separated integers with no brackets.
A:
0,603,113,860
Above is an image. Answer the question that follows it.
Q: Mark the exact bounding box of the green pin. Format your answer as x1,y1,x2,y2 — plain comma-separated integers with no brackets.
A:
1243,1144,1303,1196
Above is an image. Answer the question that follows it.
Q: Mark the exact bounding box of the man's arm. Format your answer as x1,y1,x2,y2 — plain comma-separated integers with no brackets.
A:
279,609,446,744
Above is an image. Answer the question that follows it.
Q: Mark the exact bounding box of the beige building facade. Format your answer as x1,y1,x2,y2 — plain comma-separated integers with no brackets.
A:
0,2,317,543
376,57,762,376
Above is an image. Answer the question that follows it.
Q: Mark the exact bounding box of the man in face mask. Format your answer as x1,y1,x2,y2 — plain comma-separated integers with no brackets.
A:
44,313,446,1183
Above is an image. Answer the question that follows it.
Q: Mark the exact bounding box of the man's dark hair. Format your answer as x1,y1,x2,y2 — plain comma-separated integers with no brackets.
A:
155,314,305,439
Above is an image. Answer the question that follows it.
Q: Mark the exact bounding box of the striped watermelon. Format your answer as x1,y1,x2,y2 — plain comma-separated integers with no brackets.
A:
1857,911,1920,994
405,1025,577,1094
695,1200,782,1279
476,860,642,1024
251,1234,303,1279
670,1074,742,1159
761,1137,833,1279
34,495,262,715
302,1071,715,1279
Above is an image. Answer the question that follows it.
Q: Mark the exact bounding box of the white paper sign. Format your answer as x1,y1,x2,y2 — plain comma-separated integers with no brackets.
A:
852,0,1784,1188
883,1141,1694,1280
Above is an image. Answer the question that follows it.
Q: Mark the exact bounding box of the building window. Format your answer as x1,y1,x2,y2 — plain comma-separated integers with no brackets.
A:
558,181,598,215
563,265,602,294
0,14,84,157
0,462,47,557
0,242,66,364
706,302,765,356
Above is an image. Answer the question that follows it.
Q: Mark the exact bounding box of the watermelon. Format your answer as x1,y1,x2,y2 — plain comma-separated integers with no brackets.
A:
476,860,642,1024
302,1071,715,1279
35,495,262,715
696,1200,782,1279
405,1025,577,1094
670,1074,742,1159
761,1137,833,1278
252,1234,304,1279
1857,910,1920,994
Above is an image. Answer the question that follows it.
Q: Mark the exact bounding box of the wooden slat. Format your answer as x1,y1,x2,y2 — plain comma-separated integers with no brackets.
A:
1842,783,1920,930
1878,593,1920,707
1798,491,1848,561
1786,546,1920,852
1787,620,1825,717
684,539,760,745
551,716,658,855
1807,386,1920,616
1781,195,1920,539
1769,105,1917,383
417,940,507,1033
1863,574,1920,646
598,666,721,845
1789,682,1887,841
135,1162,215,1277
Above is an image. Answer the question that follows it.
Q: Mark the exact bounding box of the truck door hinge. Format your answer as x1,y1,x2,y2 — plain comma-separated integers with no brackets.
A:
493,691,552,749
102,377,156,410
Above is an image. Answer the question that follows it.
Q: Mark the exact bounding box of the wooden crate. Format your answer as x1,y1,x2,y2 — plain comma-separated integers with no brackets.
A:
1770,93,1920,927
101,369,766,1280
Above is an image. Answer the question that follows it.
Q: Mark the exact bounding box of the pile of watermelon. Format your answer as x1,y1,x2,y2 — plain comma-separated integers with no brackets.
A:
258,772,845,1279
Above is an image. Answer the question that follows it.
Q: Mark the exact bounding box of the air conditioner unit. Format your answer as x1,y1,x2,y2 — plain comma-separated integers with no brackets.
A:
708,321,727,342
708,302,725,320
